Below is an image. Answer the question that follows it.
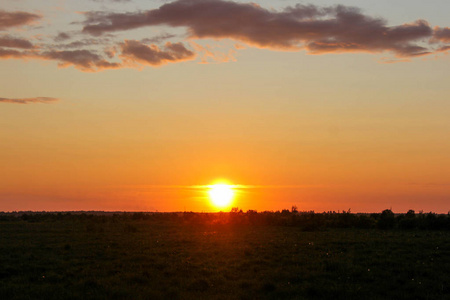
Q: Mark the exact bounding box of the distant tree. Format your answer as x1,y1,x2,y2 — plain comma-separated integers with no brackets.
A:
281,209,290,215
357,214,376,229
405,210,415,218
377,209,395,229
230,207,240,213
291,205,298,213
399,210,417,230
425,212,439,230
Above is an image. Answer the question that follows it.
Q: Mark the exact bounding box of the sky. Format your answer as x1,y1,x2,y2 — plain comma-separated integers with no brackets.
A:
1,0,449,213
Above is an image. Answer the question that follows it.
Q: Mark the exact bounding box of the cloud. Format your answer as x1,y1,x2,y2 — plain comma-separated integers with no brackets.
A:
1,1,448,71
0,38,193,71
0,48,31,58
190,41,236,63
0,46,121,71
0,10,41,30
433,27,450,43
436,45,450,53
54,32,71,42
81,0,443,57
52,37,112,49
0,36,34,49
0,97,59,104
41,49,121,71
141,33,177,44
120,40,195,66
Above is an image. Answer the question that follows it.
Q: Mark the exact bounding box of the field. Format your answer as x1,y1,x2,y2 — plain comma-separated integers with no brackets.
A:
0,212,449,299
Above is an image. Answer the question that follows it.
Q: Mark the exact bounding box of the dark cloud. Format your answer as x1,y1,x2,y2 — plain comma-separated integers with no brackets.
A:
52,37,111,49
141,33,176,44
41,49,121,71
437,45,450,52
0,38,192,71
0,97,59,104
433,27,450,43
82,0,443,57
0,10,41,30
120,40,195,66
1,1,447,71
54,32,71,42
0,36,34,49
0,47,30,58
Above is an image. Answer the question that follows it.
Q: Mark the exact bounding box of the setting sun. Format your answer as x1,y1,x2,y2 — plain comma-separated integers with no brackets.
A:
208,184,235,209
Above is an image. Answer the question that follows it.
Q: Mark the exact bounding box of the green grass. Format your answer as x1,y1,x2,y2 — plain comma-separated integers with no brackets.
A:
0,218,449,299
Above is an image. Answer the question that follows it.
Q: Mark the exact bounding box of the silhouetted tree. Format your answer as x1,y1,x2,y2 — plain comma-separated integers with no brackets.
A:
230,207,240,213
406,210,415,218
398,209,417,229
377,209,395,229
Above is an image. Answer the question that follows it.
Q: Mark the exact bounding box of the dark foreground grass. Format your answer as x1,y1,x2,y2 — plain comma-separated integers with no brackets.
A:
0,217,449,299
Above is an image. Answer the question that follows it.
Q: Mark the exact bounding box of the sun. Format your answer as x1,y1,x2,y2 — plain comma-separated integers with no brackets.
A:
208,183,235,209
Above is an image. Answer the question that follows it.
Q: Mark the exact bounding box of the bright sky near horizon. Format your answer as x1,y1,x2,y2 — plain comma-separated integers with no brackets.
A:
1,0,449,213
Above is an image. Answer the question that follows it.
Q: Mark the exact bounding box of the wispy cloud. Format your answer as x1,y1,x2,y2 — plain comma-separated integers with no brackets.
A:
0,36,35,49
41,49,121,71
0,1,448,72
120,40,195,66
82,0,445,57
141,33,177,44
51,37,112,49
433,27,450,43
54,32,71,42
0,46,121,71
190,41,237,64
0,97,59,104
0,10,41,30
0,48,31,58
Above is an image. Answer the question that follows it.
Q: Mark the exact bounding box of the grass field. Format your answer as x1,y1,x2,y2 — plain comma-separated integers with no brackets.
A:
0,213,449,299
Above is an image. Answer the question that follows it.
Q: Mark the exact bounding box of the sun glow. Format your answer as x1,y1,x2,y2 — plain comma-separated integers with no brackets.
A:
208,183,235,209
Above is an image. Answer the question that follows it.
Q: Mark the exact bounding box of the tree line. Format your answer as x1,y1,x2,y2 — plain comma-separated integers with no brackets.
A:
1,209,449,230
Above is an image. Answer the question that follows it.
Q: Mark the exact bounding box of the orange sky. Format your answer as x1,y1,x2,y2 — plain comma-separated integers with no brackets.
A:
1,0,449,213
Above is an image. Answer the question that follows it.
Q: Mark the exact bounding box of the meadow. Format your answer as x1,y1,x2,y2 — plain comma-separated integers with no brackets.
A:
0,211,449,299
